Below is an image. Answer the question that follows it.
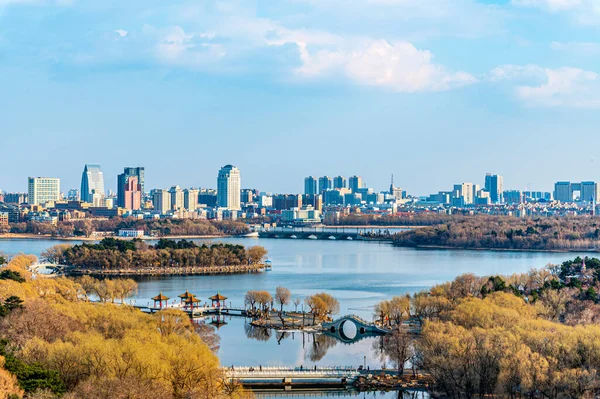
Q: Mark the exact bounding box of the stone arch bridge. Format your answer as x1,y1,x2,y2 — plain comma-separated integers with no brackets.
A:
321,315,389,344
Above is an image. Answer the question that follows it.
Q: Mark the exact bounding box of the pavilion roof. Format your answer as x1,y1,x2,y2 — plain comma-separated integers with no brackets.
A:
152,292,170,301
209,292,227,301
178,290,195,299
183,296,201,303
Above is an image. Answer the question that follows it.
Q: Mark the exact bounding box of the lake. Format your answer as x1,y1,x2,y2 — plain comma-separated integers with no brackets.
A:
0,237,589,398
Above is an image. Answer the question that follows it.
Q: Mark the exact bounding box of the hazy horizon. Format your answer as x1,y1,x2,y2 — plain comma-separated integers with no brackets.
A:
1,1,599,195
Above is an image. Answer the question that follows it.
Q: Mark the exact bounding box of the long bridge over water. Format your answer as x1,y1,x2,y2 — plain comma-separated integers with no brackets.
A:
257,227,399,241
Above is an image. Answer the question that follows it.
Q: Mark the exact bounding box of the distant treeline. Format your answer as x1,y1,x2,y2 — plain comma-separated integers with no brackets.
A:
5,218,249,237
393,216,600,251
324,213,456,226
47,238,268,271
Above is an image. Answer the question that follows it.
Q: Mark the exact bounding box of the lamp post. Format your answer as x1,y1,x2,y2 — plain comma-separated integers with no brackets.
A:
301,304,305,327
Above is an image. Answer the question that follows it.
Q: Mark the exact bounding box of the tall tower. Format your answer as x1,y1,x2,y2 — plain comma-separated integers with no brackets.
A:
81,164,105,203
217,165,241,210
117,167,145,208
349,176,363,193
390,174,403,200
304,176,317,195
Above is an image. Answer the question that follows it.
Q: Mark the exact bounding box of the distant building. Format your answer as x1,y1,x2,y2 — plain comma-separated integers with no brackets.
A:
333,176,346,189
67,189,80,201
118,228,144,238
389,175,403,200
117,167,145,207
484,174,504,203
281,206,321,223
323,189,343,205
169,185,184,210
0,203,20,223
81,164,105,203
124,176,142,211
153,189,171,214
304,176,318,196
0,212,8,227
348,176,363,193
28,177,60,205
504,190,523,205
452,183,474,205
217,165,241,210
273,194,302,210
554,181,599,203
258,195,273,208
184,189,199,211
3,192,27,204
199,189,218,207
318,176,333,193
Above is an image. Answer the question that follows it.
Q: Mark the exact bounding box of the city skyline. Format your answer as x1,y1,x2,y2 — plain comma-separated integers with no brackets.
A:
5,165,600,198
1,1,600,194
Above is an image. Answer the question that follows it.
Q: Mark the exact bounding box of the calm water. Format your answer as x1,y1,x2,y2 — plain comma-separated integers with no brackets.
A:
0,237,589,399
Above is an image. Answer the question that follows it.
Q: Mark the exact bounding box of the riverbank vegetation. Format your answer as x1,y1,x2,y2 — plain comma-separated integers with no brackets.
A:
393,216,600,251
0,254,252,399
43,239,268,274
3,218,249,238
374,256,600,398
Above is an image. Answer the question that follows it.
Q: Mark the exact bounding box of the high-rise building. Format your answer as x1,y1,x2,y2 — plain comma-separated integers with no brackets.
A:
453,183,474,205
349,176,363,193
123,176,142,211
318,176,333,193
217,165,241,210
169,185,184,210
554,182,573,203
333,176,346,189
184,189,199,211
153,189,171,214
117,167,145,208
304,176,317,195
81,164,105,203
28,177,60,205
484,174,504,203
580,181,599,203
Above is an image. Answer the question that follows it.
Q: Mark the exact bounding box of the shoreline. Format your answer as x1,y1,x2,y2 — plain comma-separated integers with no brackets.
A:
65,264,266,277
0,233,234,241
395,243,600,253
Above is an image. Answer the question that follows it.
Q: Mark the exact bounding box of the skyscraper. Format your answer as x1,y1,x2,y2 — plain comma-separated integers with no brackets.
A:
318,176,333,193
484,173,504,204
81,164,105,203
349,176,363,193
333,176,346,189
123,176,142,211
304,176,317,195
153,189,171,214
184,189,199,211
217,165,241,210
117,167,145,208
28,177,60,205
169,185,184,210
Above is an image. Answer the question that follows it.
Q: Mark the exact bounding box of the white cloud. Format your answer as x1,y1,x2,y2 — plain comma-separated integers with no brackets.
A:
551,41,600,56
491,64,600,108
152,26,224,67
511,0,600,24
114,29,128,37
295,40,477,92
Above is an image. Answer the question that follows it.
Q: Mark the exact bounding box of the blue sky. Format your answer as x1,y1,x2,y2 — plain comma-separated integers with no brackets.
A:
1,0,599,195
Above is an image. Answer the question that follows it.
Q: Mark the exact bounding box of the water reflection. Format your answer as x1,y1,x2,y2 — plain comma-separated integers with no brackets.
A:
255,389,429,399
